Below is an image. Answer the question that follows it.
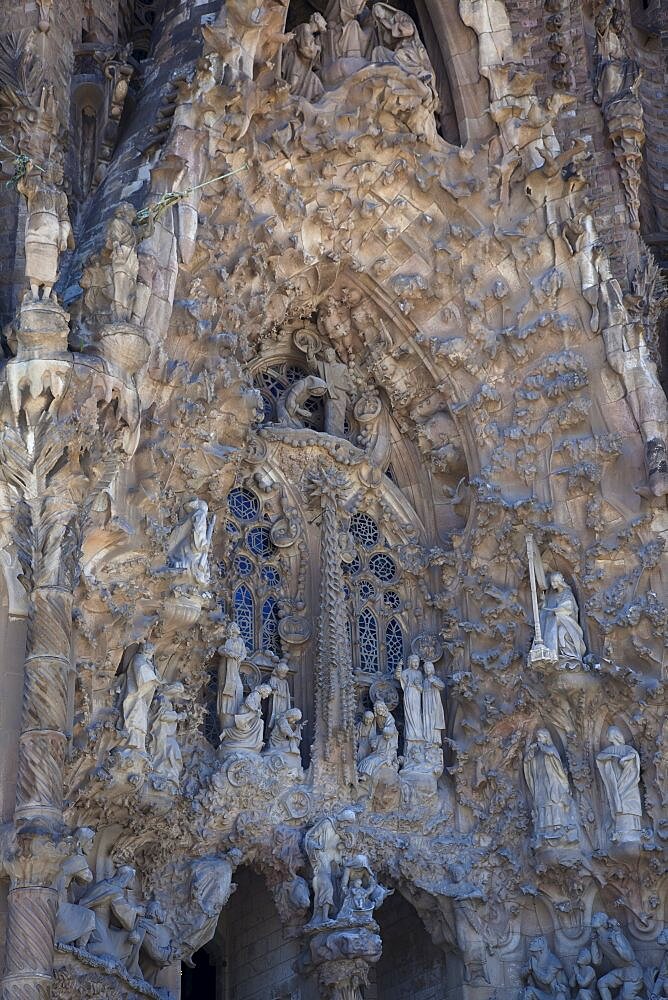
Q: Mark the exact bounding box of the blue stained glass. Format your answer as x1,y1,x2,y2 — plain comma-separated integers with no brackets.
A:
234,585,254,649
227,488,260,522
261,597,281,655
234,554,254,577
247,526,273,557
342,553,361,576
350,512,379,548
261,564,281,587
359,579,376,602
370,552,396,583
358,608,379,671
383,590,401,611
385,618,404,670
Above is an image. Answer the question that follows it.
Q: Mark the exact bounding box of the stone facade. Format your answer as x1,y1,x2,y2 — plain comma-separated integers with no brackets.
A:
0,0,666,998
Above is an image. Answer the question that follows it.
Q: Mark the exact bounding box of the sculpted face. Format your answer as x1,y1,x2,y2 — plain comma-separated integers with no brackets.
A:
536,728,552,745
607,725,625,745
407,653,420,670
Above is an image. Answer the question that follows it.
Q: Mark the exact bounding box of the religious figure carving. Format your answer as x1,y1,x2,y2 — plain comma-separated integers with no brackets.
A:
304,815,343,925
356,710,376,764
318,348,351,437
590,912,644,1000
117,642,161,752
55,832,96,949
357,700,399,778
105,203,139,321
422,660,445,746
217,623,247,730
267,707,304,766
128,900,175,984
523,728,578,848
220,682,272,753
77,865,142,967
338,854,392,923
321,0,371,82
395,654,423,744
268,659,292,730
166,499,215,585
371,3,436,100
17,160,73,301
150,681,186,787
539,572,587,666
276,375,328,428
282,14,327,100
180,857,237,965
522,935,569,1000
651,928,668,1000
570,947,596,1000
596,726,642,845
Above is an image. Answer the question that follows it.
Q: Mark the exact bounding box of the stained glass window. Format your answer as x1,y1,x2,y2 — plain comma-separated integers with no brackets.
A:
247,526,273,558
228,488,260,522
386,618,404,670
261,598,280,655
370,552,396,583
234,585,254,649
350,512,379,548
358,609,379,671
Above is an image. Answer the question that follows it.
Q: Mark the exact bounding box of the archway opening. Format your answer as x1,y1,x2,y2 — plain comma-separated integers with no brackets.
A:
181,947,217,999
371,890,449,998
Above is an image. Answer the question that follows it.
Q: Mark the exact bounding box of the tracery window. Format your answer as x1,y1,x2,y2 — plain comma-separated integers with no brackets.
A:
223,486,284,657
254,362,324,430
342,512,407,673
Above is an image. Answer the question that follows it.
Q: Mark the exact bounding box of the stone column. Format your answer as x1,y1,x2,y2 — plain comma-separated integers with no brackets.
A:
0,301,140,1000
307,467,357,797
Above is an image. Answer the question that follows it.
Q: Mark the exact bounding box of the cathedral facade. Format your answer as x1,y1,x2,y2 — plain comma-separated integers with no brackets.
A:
0,0,666,997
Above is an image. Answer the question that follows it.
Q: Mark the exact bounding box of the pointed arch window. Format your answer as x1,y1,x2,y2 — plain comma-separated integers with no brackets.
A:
343,512,407,673
223,486,283,657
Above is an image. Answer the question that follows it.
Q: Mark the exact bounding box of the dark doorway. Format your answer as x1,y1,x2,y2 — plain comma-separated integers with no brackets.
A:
181,948,217,999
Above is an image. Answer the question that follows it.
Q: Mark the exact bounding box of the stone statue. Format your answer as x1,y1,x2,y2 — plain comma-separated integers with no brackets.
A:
220,682,272,753
570,946,596,1000
318,347,351,437
322,0,371,81
590,912,644,1000
282,14,327,101
304,816,343,925
651,927,668,1000
17,160,73,301
395,655,423,744
129,900,175,985
181,857,237,965
596,726,642,844
150,681,186,787
371,3,436,97
117,642,161,752
105,203,139,321
166,499,215,585
358,700,399,777
539,573,587,666
77,865,142,966
276,375,328,428
422,660,445,745
268,659,293,730
217,623,247,729
267,707,304,764
55,834,96,949
356,710,376,764
338,854,392,923
522,935,569,1000
523,728,578,848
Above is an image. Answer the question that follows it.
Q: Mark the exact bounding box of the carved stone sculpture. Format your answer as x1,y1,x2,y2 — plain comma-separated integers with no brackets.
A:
357,700,398,777
283,14,327,100
129,900,175,985
276,375,328,428
596,726,642,845
150,682,186,788
570,946,596,1000
267,707,304,768
539,572,587,667
105,203,140,321
17,161,73,301
370,3,436,101
523,728,578,849
422,660,445,746
217,622,247,729
395,655,423,744
220,683,272,753
77,866,141,966
55,833,95,949
268,659,293,729
651,928,668,1000
522,935,569,1000
318,348,351,437
304,815,343,925
590,912,644,1000
166,499,216,585
117,643,161,753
